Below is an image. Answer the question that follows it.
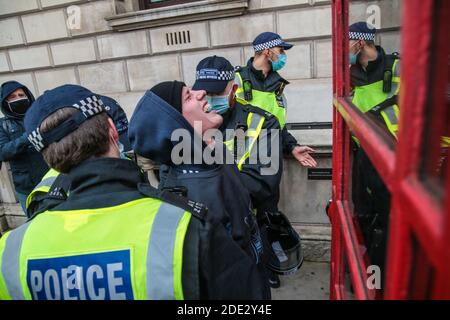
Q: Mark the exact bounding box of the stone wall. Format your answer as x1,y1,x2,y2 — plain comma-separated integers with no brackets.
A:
0,0,401,119
0,0,402,257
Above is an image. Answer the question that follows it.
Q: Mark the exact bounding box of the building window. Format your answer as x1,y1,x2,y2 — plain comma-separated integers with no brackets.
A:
139,0,202,10
108,0,249,32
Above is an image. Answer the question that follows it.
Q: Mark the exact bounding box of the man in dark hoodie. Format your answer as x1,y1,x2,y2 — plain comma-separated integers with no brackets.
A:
129,81,270,299
0,81,48,212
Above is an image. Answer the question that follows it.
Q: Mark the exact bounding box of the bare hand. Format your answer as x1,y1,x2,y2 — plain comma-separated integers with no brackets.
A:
292,146,318,168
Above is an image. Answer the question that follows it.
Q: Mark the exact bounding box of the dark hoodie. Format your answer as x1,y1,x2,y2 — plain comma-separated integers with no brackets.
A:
130,92,272,285
129,91,264,259
0,81,48,194
129,91,268,299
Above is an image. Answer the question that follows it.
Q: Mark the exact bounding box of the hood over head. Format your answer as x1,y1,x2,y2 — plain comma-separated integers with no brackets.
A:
1,81,35,119
129,91,211,168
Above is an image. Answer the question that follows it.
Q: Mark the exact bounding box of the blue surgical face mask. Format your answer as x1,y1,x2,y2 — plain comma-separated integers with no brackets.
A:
270,51,287,71
349,41,361,65
117,141,128,159
206,89,233,115
349,53,359,65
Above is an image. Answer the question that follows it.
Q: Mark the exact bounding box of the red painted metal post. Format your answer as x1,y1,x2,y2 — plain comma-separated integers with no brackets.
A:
330,0,375,300
385,0,450,300
331,0,449,300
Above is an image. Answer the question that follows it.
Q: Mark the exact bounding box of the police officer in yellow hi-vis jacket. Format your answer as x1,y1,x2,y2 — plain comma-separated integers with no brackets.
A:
348,22,400,285
235,32,317,288
25,94,132,218
0,84,264,300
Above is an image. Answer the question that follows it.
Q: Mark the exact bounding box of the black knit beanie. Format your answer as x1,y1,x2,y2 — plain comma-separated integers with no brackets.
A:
149,81,186,113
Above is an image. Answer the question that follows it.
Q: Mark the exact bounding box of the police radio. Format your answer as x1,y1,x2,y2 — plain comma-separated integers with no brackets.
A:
243,80,253,101
383,69,393,93
234,123,248,162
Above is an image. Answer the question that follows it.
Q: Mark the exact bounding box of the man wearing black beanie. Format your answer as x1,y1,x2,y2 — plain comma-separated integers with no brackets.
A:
147,80,224,136
149,80,185,113
129,81,269,299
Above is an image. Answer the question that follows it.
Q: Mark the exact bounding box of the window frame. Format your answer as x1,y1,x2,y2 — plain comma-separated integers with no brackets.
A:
139,0,202,10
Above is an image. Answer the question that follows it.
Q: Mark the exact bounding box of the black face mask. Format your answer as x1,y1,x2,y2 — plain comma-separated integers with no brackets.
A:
7,97,30,116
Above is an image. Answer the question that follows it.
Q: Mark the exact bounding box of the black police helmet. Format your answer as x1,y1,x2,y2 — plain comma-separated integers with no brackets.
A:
265,211,304,276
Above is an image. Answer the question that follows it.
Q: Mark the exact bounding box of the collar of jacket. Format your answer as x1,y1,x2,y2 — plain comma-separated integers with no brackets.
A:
246,58,289,88
67,157,146,199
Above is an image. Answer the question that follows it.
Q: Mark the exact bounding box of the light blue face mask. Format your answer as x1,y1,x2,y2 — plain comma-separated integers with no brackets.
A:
270,51,287,71
349,41,361,65
349,53,359,65
117,141,128,160
206,90,232,115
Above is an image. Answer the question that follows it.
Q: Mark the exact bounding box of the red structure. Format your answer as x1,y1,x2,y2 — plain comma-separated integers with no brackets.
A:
329,0,450,299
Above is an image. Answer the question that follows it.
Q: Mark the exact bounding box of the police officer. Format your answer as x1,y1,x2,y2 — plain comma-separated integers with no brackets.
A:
191,56,287,289
235,32,317,287
235,32,317,220
0,81,49,213
235,32,317,168
128,82,268,298
0,84,264,300
192,55,281,215
348,22,401,283
24,94,133,218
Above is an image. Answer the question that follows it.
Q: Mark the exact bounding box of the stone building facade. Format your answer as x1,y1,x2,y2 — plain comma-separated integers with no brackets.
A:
0,0,401,260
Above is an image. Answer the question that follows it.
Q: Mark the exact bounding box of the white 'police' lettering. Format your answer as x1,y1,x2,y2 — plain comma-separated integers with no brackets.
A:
29,262,125,300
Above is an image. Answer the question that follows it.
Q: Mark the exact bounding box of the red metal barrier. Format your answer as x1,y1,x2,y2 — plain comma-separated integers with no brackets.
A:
330,0,450,300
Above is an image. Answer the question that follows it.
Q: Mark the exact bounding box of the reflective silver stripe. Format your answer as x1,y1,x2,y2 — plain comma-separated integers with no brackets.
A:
35,176,57,190
382,106,398,125
2,223,30,300
245,113,263,150
393,60,400,77
147,202,185,300
388,82,399,99
235,72,243,87
388,60,400,98
235,72,246,101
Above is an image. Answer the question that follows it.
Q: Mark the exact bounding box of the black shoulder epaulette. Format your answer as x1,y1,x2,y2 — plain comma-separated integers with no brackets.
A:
137,183,208,221
244,104,274,120
45,174,70,201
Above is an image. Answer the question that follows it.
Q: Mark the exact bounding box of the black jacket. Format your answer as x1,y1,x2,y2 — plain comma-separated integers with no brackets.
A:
238,58,299,155
220,101,283,213
44,157,265,300
0,81,48,194
129,92,265,267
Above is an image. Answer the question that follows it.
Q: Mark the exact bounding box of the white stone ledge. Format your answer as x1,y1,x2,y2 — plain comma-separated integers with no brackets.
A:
106,0,249,32
248,0,331,13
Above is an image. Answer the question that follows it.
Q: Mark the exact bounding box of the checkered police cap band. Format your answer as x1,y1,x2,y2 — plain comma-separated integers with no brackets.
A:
28,95,105,152
196,68,235,81
349,32,375,41
28,127,45,152
253,38,284,52
73,95,104,117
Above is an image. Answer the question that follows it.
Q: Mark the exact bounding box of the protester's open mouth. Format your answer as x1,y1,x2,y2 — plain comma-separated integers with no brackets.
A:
203,101,212,113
